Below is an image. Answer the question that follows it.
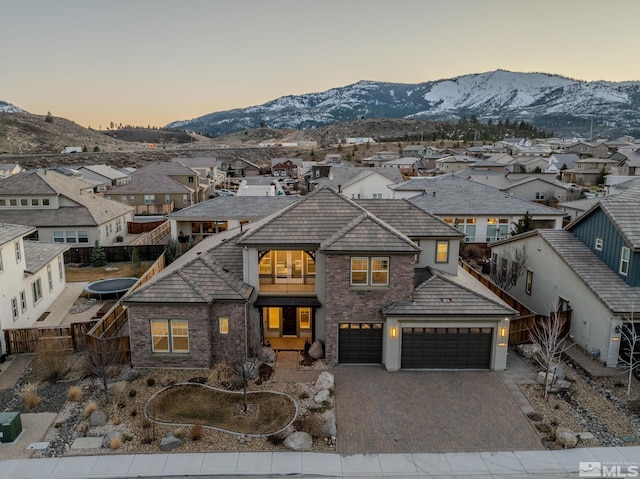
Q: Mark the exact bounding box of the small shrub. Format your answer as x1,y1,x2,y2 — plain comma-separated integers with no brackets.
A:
83,401,98,418
190,422,204,441
535,422,552,433
130,410,138,417
110,436,123,450
35,341,73,382
146,378,155,387
54,421,63,428
209,363,234,383
122,434,133,443
160,374,177,387
527,412,543,422
298,390,310,399
67,386,84,402
129,389,137,398
296,413,325,439
111,403,121,425
172,427,187,439
22,383,42,410
258,363,273,381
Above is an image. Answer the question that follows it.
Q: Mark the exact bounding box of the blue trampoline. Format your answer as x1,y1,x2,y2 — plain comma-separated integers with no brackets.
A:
84,277,138,299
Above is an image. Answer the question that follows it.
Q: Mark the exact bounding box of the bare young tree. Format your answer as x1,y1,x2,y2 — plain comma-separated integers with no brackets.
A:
617,317,640,397
530,307,572,400
81,336,125,403
490,246,528,292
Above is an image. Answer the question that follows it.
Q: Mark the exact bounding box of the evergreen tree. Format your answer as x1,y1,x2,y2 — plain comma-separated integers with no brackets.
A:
44,112,54,123
90,240,107,267
511,211,535,236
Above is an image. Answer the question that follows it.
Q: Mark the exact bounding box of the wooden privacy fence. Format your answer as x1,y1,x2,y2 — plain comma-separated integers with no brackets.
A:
64,244,166,264
4,321,97,355
460,260,572,345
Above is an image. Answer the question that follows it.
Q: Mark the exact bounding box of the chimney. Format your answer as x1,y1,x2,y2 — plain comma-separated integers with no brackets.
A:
338,185,342,194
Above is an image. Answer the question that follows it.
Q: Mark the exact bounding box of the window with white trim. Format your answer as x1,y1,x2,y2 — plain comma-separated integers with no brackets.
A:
15,241,21,262
20,290,27,312
526,270,533,295
595,238,603,251
144,194,155,205
351,257,389,286
219,317,229,334
445,218,476,242
32,278,42,305
620,246,630,276
47,265,53,292
535,192,545,200
150,319,189,353
11,297,19,321
436,241,449,263
58,256,64,281
486,218,509,242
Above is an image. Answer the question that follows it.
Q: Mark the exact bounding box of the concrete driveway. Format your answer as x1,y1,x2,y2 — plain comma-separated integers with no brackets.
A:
335,366,543,455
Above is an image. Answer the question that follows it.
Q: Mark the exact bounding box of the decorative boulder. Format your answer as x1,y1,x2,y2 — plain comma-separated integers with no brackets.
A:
120,367,140,382
257,347,276,363
321,413,337,437
102,430,124,448
160,432,182,451
556,427,578,449
550,379,571,393
314,389,330,404
89,410,107,427
315,371,334,391
308,340,324,360
516,343,541,359
283,431,313,451
107,381,128,396
550,363,565,381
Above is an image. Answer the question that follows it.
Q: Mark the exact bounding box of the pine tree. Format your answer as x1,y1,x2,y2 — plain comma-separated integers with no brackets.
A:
90,240,107,267
511,211,535,236
44,112,54,123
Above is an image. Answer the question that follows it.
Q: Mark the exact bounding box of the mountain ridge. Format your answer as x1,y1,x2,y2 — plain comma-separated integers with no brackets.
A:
165,70,640,138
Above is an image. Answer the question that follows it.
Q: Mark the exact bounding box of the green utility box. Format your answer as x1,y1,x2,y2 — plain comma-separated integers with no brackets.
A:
0,412,22,443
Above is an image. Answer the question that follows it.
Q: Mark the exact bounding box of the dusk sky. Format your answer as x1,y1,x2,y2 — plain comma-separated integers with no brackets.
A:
3,0,639,129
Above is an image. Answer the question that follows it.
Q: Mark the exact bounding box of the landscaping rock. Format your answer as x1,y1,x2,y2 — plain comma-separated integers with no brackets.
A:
516,343,541,359
257,347,276,363
556,427,578,448
550,379,572,393
107,381,128,396
308,340,324,360
315,371,334,391
550,363,565,381
321,416,337,437
283,431,313,451
159,432,182,451
89,410,107,427
314,389,330,404
102,430,124,448
120,368,139,382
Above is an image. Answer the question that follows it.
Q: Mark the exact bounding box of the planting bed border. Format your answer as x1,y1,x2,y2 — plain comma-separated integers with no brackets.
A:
144,382,299,438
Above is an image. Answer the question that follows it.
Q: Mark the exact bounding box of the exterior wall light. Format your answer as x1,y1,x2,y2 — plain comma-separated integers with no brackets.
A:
390,327,397,338
500,327,507,337
498,342,507,347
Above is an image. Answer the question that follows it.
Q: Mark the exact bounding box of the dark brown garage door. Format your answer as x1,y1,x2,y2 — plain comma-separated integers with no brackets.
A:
401,327,493,369
338,323,383,363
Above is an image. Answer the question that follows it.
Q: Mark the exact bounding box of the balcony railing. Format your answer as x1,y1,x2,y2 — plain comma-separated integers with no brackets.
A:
259,275,316,294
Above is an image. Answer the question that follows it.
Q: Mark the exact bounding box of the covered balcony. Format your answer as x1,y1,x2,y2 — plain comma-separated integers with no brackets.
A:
259,250,316,294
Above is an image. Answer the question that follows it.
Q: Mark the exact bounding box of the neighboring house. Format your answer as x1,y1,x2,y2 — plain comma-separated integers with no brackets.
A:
457,171,568,203
434,155,477,174
106,162,201,215
236,177,287,197
0,170,134,246
171,157,219,197
168,195,300,243
605,176,640,197
508,157,549,174
324,154,342,163
271,158,303,178
124,187,514,371
77,165,130,192
402,145,427,158
218,157,261,179
546,153,579,174
565,141,609,159
561,157,618,186
491,185,640,368
0,163,24,179
609,147,640,176
390,175,565,243
509,144,552,157
381,157,420,175
310,166,404,199
0,224,69,354
557,197,601,222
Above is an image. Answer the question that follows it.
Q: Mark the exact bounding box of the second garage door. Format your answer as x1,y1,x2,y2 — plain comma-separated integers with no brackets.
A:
401,327,493,369
338,323,383,363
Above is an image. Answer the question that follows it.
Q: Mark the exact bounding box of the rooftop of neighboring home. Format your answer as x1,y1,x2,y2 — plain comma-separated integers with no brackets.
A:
456,170,563,191
167,195,300,221
310,166,404,189
107,162,197,195
171,157,217,169
0,170,134,226
549,153,580,169
393,175,565,217
78,164,129,181
0,223,34,245
24,241,69,273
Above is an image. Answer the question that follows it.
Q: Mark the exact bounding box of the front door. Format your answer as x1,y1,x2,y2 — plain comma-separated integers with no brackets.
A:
282,306,297,336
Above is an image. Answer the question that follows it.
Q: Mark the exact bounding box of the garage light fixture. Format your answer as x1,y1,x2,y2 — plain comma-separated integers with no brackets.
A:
390,327,397,338
500,327,507,338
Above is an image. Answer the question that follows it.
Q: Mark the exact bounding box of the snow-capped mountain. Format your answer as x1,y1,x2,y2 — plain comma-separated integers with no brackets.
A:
166,70,640,137
0,101,27,113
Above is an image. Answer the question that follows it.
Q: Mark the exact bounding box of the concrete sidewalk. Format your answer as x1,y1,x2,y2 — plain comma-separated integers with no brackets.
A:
1,448,639,478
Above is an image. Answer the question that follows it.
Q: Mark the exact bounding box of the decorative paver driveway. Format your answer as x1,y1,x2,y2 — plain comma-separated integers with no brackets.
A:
335,366,543,455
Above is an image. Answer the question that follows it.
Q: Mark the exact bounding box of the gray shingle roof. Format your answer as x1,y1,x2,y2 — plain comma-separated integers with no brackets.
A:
400,176,564,216
79,165,129,181
384,268,516,316
355,199,463,238
24,241,69,274
0,224,34,245
168,196,300,220
536,229,640,314
598,185,640,250
318,166,404,190
107,162,196,195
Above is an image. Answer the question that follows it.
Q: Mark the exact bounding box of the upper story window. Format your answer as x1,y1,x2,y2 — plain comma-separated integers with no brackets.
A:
486,218,509,242
372,193,383,199
188,176,194,184
436,241,449,263
526,270,533,295
351,257,389,286
15,241,21,262
535,192,545,200
32,277,43,305
9,199,17,206
144,194,155,205
42,198,50,206
20,290,27,312
595,238,603,251
20,198,28,206
11,297,19,321
150,319,189,353
620,246,630,276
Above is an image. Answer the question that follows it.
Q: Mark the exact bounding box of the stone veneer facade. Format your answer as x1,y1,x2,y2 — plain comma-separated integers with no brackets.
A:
322,253,415,364
128,301,250,369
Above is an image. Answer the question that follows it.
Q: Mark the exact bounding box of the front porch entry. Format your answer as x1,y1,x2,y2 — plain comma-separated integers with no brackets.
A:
255,296,321,351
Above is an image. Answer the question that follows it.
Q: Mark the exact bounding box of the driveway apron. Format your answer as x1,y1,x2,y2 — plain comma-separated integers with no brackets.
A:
335,366,543,455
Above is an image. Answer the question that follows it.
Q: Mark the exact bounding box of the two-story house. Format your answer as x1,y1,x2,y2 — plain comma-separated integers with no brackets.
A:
0,171,134,246
310,166,404,199
124,188,514,372
561,157,618,186
565,141,609,159
490,185,640,368
106,162,201,215
0,224,69,355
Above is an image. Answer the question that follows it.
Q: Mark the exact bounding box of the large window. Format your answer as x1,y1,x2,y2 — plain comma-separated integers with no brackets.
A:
436,241,449,263
620,246,630,276
144,194,155,205
299,308,311,329
266,307,281,330
150,319,189,353
486,218,509,242
54,230,89,243
32,278,42,305
351,257,389,286
445,218,476,242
